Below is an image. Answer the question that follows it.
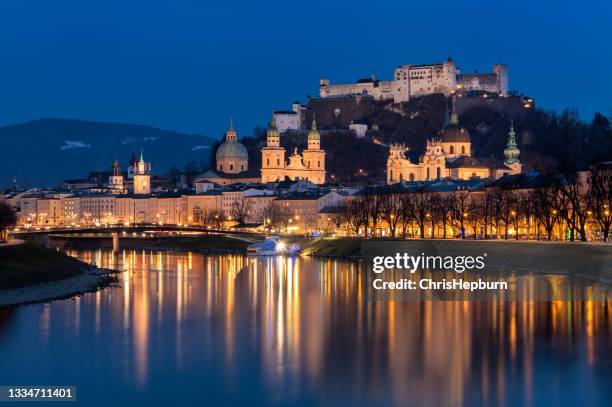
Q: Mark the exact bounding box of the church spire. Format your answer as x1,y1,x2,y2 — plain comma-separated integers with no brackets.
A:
264,114,280,148
226,118,237,142
504,120,520,164
449,97,459,125
307,115,320,141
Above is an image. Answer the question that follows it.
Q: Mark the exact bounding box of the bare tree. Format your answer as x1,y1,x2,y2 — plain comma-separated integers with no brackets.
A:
378,191,403,238
519,191,537,240
271,206,291,233
533,183,562,241
434,195,453,239
590,167,612,241
230,198,253,225
449,190,470,239
330,203,349,234
412,190,432,239
0,203,17,242
399,193,414,238
557,173,593,241
366,191,382,236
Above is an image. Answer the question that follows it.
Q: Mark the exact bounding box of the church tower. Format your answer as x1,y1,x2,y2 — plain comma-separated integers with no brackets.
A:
301,117,326,184
108,157,125,194
503,120,522,174
133,150,151,194
261,116,286,183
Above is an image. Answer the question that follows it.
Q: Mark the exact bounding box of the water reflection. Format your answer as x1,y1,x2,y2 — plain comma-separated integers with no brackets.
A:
0,249,610,406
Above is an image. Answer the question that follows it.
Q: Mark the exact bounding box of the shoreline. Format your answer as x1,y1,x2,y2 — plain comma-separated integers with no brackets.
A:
0,265,119,308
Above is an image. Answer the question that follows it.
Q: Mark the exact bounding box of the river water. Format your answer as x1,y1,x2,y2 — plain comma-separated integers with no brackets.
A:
0,249,610,406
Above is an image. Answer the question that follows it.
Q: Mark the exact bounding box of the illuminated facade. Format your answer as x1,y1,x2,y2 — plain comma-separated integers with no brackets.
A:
387,113,520,184
108,157,126,194
133,151,151,195
261,117,326,184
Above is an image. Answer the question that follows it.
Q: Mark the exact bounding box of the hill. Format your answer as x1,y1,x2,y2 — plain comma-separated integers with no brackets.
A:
0,119,215,188
238,94,612,181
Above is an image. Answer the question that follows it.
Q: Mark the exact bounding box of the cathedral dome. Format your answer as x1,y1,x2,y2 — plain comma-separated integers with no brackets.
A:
216,119,249,161
441,112,470,143
216,140,248,161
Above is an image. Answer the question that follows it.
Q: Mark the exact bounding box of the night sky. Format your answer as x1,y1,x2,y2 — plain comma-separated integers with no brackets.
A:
0,0,610,139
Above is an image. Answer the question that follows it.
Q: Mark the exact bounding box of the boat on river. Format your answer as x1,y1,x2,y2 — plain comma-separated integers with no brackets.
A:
247,236,300,256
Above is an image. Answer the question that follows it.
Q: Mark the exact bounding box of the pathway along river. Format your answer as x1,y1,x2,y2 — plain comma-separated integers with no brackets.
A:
0,248,610,406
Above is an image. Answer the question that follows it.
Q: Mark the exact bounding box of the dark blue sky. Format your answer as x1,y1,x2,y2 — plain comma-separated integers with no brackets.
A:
0,0,610,139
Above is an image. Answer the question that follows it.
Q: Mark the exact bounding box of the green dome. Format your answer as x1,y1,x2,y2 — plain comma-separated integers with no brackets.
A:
216,140,248,160
307,117,320,140
267,116,279,139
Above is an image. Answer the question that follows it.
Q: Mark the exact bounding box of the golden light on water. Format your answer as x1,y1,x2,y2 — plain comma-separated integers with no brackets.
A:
34,249,612,406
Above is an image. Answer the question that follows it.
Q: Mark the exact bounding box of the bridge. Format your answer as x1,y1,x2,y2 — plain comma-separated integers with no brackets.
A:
10,224,263,236
10,224,265,252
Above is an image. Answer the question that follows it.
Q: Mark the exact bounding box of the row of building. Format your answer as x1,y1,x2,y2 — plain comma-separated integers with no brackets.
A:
2,179,352,234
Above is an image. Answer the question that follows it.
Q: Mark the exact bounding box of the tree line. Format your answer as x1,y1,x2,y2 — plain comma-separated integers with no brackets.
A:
329,168,611,242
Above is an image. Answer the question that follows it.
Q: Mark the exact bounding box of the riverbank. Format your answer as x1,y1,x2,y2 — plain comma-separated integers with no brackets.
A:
0,242,118,307
300,237,362,259
303,237,612,281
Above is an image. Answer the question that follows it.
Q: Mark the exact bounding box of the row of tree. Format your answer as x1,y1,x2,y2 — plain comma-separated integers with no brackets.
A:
328,169,612,241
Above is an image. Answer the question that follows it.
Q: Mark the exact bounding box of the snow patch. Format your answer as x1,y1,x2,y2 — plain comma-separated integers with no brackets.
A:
60,140,92,150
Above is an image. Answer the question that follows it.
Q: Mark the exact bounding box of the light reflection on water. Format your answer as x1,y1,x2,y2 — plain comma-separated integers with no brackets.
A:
0,249,610,407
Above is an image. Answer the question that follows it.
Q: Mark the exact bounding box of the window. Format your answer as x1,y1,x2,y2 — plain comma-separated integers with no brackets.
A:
450,146,454,154
229,164,234,171
409,173,415,181
241,164,244,171
277,158,280,166
220,164,223,171
461,146,466,155
436,167,441,179
390,169,394,182
266,158,270,166
426,167,430,179
317,161,321,168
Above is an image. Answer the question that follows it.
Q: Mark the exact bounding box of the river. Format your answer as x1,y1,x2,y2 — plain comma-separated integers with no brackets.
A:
0,249,610,406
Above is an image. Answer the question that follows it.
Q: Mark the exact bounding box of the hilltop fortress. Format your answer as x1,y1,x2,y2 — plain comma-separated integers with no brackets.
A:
320,58,508,103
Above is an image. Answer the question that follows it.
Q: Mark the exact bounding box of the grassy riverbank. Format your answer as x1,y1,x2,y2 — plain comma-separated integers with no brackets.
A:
0,242,88,290
301,237,612,281
300,238,362,258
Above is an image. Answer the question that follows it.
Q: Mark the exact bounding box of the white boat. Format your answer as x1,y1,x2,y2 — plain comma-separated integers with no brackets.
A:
247,236,300,256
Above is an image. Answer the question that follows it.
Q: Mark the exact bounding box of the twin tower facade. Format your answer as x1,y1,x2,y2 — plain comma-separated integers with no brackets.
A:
261,117,326,184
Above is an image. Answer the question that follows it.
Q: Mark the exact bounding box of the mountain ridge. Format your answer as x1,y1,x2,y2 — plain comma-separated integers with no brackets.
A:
0,118,216,188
